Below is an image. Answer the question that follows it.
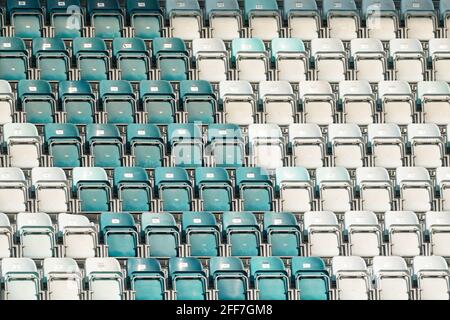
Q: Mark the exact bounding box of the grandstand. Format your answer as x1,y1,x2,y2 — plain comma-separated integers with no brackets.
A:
0,0,447,301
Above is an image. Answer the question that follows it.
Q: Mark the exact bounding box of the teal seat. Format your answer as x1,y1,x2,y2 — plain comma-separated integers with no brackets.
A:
204,0,241,40
154,167,193,212
441,0,450,24
141,212,180,257
126,0,163,39
231,38,268,82
152,37,189,81
127,258,166,300
166,0,202,40
169,257,207,300
195,167,233,211
222,211,261,256
73,37,109,81
86,124,123,168
207,124,245,167
87,0,124,39
100,212,138,257
236,167,273,211
33,38,69,81
0,37,28,80
113,37,150,81
168,123,203,167
180,80,217,123
126,123,165,168
244,0,281,40
182,211,220,257
99,80,136,124
139,80,176,124
44,123,82,168
47,0,83,38
263,212,301,256
250,257,289,300
18,80,56,124
7,0,43,38
72,167,111,212
114,167,151,212
59,81,96,124
291,257,329,300
209,257,248,300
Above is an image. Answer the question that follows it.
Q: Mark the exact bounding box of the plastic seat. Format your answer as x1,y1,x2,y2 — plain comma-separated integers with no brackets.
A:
85,257,123,300
372,256,410,300
0,80,14,124
0,37,29,80
344,211,381,257
377,80,414,124
16,212,55,259
222,211,262,256
416,81,450,125
219,80,256,125
2,258,40,300
442,0,450,36
244,0,281,40
209,257,248,300
304,211,341,257
236,167,273,211
436,167,450,211
413,256,449,300
85,124,124,167
0,168,27,213
316,167,352,212
332,256,370,300
205,0,242,40
18,80,56,124
139,80,176,124
291,257,329,300
362,0,398,40
72,167,112,212
168,123,204,167
327,124,364,168
311,39,346,82
367,123,404,168
259,81,296,125
127,258,166,300
87,0,124,39
264,212,301,256
350,39,386,82
428,39,450,82
7,0,43,38
169,257,208,300
195,167,233,211
59,81,96,124
44,123,82,168
47,0,84,38
3,123,41,168
288,124,325,169
192,38,228,82
126,0,163,39
248,124,285,169
152,37,189,81
389,39,425,83
114,167,151,212
31,167,69,213
72,37,110,81
99,80,136,124
384,211,422,257
180,80,217,123
275,167,313,212
154,167,193,212
58,213,98,258
407,123,443,168
33,38,70,81
271,38,307,82
141,212,180,257
396,167,432,212
250,257,289,300
207,124,245,167
232,38,268,82
100,212,139,257
166,0,202,40
113,37,150,81
0,213,12,258
283,0,320,40
182,211,221,257
126,123,165,168
322,0,359,40
424,211,450,257
298,81,334,125
338,80,375,125
43,258,82,300
355,167,392,212
401,0,436,40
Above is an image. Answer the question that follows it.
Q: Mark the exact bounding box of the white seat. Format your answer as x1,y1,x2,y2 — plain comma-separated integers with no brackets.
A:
377,81,414,125
167,0,202,40
413,256,450,300
384,211,422,257
436,167,450,211
389,39,425,83
0,168,27,213
246,0,281,40
248,124,284,169
363,0,398,40
416,81,450,125
344,211,381,257
271,38,308,82
311,39,346,82
350,39,386,82
58,213,97,259
396,167,432,212
328,123,364,168
0,213,12,258
428,39,450,81
368,123,404,168
402,0,436,40
372,256,410,300
275,166,313,212
232,38,268,82
285,0,320,40
192,38,228,82
323,0,360,40
332,256,370,300
31,167,69,213
219,80,255,125
339,80,375,125
288,123,325,169
356,167,392,212
425,211,450,257
3,123,41,168
206,0,241,40
16,212,55,259
299,81,335,125
259,81,296,125
304,211,341,257
316,167,352,212
85,257,123,300
43,258,82,300
2,258,39,300
407,123,443,168
0,80,14,124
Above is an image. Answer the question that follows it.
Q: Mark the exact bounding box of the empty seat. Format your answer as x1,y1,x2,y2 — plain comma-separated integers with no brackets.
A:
232,38,268,83
248,124,285,169
139,80,176,124
99,80,136,124
332,256,370,300
355,167,393,212
322,0,359,40
207,124,245,167
33,38,70,81
182,211,221,256
169,257,208,300
304,211,341,257
72,167,112,212
442,0,450,36
362,0,398,40
338,80,375,125
195,167,233,211
0,37,29,80
0,168,27,213
222,211,262,256
126,0,163,39
0,80,14,124
126,123,165,168
413,256,450,300
47,0,83,38
275,166,313,212
407,123,443,168
18,79,56,124
316,167,352,212
236,167,273,211
350,39,386,82
291,257,330,300
263,212,301,256
209,257,248,300
31,167,69,213
85,257,123,300
367,123,404,168
327,123,364,168
424,211,450,257
259,80,296,125
372,256,410,300
377,80,414,125
401,0,436,40
436,168,450,211
58,80,96,124
270,38,307,82
127,258,166,300
154,167,193,212
396,166,432,212
114,167,151,212
16,212,55,259
219,80,256,125
205,0,242,40
87,0,123,39
2,258,40,300
112,37,150,81
344,211,381,257
85,124,123,167
166,0,202,40
428,39,450,82
141,212,180,257
192,38,228,82
7,0,43,38
298,81,335,125
58,213,98,258
384,211,422,257
152,37,189,81
310,39,346,82
3,123,41,168
0,213,12,258
244,0,281,40
250,257,289,300
43,258,83,300
416,81,450,125
44,123,82,168
389,39,425,83
72,37,110,81
168,123,203,167
283,0,320,40
100,212,139,257
180,80,217,123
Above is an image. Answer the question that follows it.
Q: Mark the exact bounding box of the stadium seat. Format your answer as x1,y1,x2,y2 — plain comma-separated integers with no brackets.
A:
44,123,82,168
219,80,256,125
416,81,450,125
99,80,136,124
338,80,375,125
85,124,124,167
232,38,268,82
0,80,14,124
327,123,364,168
58,213,98,258
270,38,307,82
72,37,110,81
428,39,450,82
85,257,124,300
152,37,189,81
0,213,12,258
322,0,359,40
179,80,217,123
350,39,386,82
3,122,41,168
204,0,242,40
413,256,450,300
310,39,346,82
396,166,432,212
222,211,262,256
72,167,112,212
367,123,404,168
127,258,166,300
7,0,43,38
291,256,329,300
207,124,245,167
362,0,398,40
377,80,414,125
182,211,221,256
16,212,55,259
2,258,40,300
209,257,248,300
244,0,281,40
304,211,341,257
195,167,233,211
166,0,202,40
141,212,180,257
384,211,422,257
355,167,393,212
169,257,208,300
283,0,320,40
344,211,381,257
332,257,370,300
315,167,352,212
436,168,450,211
112,37,151,81
0,37,29,80
114,167,151,212
407,123,443,168
248,124,285,169
154,167,193,212
167,123,204,167
442,0,450,36
126,123,165,168
33,38,70,81
192,38,228,82
236,167,273,211
275,166,313,212
0,168,27,213
58,81,96,124
401,0,436,40
126,0,163,39
43,258,83,300
389,39,425,83
139,80,176,124
372,256,410,300
289,124,324,168
259,80,296,125
250,257,289,300
47,0,83,38
100,212,139,257
18,79,56,124
86,0,124,39
31,167,69,213
263,212,301,256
